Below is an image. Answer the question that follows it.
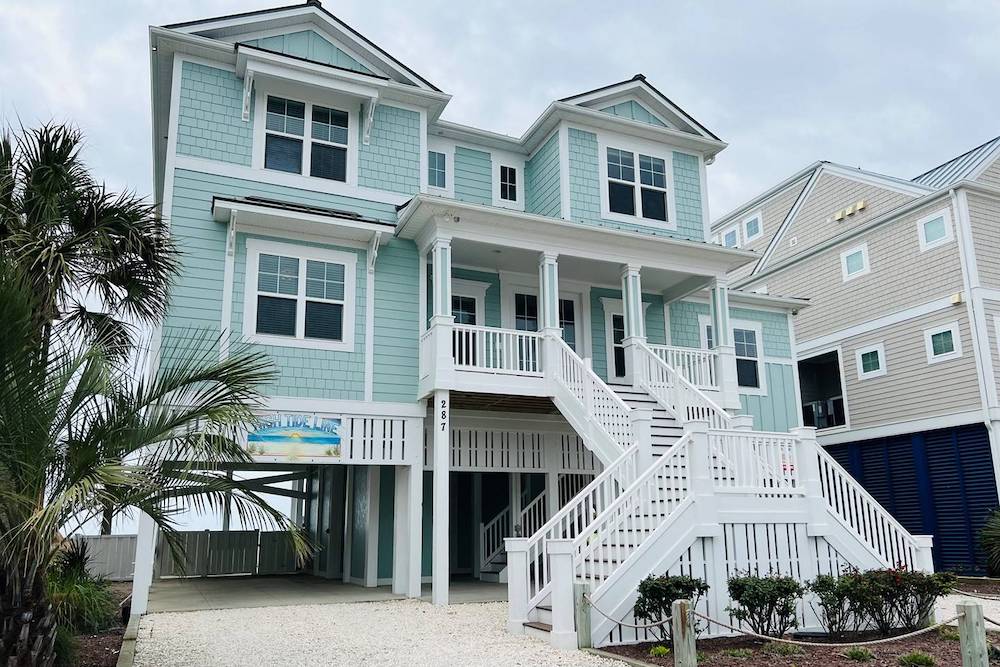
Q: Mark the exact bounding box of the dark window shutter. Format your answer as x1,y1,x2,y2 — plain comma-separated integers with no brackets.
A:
256,296,296,336
304,301,344,341
264,135,303,173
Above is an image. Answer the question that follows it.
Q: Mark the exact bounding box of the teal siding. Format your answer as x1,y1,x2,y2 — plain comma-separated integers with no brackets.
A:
242,30,374,75
454,146,492,205
740,363,798,432
525,133,561,217
730,307,792,358
599,100,667,128
425,267,501,328
176,62,253,165
358,105,421,195
567,127,705,241
589,288,666,382
373,240,420,402
669,300,710,347
377,466,395,580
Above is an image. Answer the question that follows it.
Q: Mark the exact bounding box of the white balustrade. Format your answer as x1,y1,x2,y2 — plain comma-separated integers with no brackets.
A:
648,344,719,390
519,491,548,539
480,506,511,570
634,342,731,430
709,429,801,495
452,324,544,376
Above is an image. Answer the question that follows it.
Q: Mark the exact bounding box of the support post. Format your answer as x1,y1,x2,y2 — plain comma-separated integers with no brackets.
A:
621,264,645,386
130,512,157,617
539,252,561,335
546,469,560,520
392,465,413,595
365,466,380,588
222,469,233,532
790,426,822,498
505,538,530,633
547,539,578,650
631,407,654,467
407,464,423,598
511,472,523,535
432,388,450,605
574,583,592,649
429,237,455,378
710,277,741,412
913,535,935,573
957,599,988,667
671,599,697,667
472,472,482,578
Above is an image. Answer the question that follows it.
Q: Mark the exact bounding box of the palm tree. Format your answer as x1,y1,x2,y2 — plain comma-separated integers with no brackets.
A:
0,264,310,665
0,123,178,353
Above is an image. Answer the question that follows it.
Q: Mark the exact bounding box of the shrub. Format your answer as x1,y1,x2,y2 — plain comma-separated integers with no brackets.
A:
808,573,865,637
850,568,955,634
633,574,709,642
648,645,670,657
726,573,804,638
720,647,753,659
897,651,935,666
843,646,874,662
46,543,117,634
937,625,959,641
981,508,1000,576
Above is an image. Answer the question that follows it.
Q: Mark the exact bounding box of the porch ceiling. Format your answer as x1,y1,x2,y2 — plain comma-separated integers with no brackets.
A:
450,236,712,293
442,391,559,414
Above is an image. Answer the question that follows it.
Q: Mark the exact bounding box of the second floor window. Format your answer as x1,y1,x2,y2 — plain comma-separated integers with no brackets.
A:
734,327,760,389
607,147,669,223
429,151,446,188
264,96,348,182
500,165,517,201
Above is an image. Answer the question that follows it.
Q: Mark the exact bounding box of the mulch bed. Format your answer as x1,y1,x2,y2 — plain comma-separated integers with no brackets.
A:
73,582,131,667
603,629,1000,666
956,576,1000,596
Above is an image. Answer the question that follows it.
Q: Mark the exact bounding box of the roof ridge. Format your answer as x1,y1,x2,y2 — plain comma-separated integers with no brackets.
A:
912,134,1000,182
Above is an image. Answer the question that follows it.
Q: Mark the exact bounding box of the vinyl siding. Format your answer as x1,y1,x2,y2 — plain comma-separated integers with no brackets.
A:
454,146,492,205
765,173,916,268
976,156,1000,189
726,177,809,281
176,61,253,166
524,132,561,217
984,299,1000,395
358,105,421,195
240,30,374,75
373,239,420,402
968,192,1000,289
758,201,964,343
599,100,667,128
837,309,981,430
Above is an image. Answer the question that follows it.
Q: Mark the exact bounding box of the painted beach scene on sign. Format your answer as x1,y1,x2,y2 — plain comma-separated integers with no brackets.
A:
247,413,343,459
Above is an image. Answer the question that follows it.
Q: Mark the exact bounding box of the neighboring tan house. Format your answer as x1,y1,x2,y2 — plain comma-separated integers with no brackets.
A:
128,0,932,650
712,136,1000,574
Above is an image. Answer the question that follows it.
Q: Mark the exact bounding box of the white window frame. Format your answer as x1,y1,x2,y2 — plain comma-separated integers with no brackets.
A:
427,137,455,198
742,210,763,242
732,318,767,396
839,242,871,282
243,238,357,352
491,152,525,211
854,343,887,380
427,150,447,192
923,321,962,364
721,225,740,248
451,278,489,326
252,81,360,187
798,345,851,433
917,208,954,252
597,133,678,230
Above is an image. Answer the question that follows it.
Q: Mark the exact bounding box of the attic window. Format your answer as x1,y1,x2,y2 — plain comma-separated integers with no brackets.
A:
260,94,351,184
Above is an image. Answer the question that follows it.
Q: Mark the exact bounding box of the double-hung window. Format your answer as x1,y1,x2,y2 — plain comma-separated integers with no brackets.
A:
607,148,636,216
246,240,356,351
428,151,447,189
500,165,517,202
606,147,670,223
263,95,349,183
733,327,761,389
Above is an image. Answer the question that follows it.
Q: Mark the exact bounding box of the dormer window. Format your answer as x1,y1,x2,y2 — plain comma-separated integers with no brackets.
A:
261,94,349,183
500,165,517,201
604,145,671,224
264,96,305,173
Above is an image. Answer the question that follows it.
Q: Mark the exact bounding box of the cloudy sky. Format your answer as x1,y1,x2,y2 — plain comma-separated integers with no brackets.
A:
1,0,998,218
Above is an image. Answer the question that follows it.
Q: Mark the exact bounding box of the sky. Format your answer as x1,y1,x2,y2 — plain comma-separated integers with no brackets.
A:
1,1,998,218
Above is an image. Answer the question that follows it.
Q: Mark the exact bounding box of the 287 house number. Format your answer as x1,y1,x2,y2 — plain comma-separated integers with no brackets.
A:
439,399,448,430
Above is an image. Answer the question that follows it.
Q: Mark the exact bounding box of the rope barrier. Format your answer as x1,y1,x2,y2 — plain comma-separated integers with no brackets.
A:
983,615,1000,628
582,593,673,630
688,610,964,648
954,589,1000,602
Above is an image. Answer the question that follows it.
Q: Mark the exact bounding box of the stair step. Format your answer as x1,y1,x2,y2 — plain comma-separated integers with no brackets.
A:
523,621,552,633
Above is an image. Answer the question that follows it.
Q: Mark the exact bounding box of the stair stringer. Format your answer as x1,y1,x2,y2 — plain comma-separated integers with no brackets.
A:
549,385,624,467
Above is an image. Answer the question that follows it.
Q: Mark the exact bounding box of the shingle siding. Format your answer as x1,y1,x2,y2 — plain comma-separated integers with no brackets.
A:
599,100,667,128
524,132,561,217
358,104,421,195
176,62,253,166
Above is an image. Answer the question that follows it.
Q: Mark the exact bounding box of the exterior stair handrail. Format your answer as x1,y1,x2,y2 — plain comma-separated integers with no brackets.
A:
634,340,732,430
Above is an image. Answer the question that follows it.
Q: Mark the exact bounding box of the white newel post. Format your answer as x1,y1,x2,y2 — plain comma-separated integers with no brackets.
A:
621,264,646,386
432,388,450,605
547,539,579,649
913,535,935,573
710,277,741,412
130,511,157,617
686,420,716,525
505,537,530,633
631,407,654,467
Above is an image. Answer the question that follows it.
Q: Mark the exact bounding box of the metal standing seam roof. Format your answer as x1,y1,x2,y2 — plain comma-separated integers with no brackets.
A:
912,135,1000,188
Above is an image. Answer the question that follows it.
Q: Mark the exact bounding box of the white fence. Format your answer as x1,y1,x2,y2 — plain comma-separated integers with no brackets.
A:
75,535,137,581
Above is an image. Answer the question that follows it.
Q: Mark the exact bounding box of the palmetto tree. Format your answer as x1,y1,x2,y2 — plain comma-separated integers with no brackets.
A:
0,264,310,665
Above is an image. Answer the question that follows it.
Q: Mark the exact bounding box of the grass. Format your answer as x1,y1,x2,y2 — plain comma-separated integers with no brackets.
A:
648,645,670,657
897,651,935,666
842,646,875,662
720,647,754,659
762,641,803,656
936,625,960,641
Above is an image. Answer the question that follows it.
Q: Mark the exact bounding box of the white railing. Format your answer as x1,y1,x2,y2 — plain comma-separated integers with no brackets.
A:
480,506,511,569
574,434,693,596
452,324,544,376
648,344,719,390
817,448,920,568
521,446,642,607
549,335,633,449
519,492,548,539
635,342,731,430
709,429,801,495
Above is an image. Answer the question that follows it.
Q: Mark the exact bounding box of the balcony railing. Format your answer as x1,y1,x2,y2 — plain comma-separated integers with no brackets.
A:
647,344,719,390
449,323,545,376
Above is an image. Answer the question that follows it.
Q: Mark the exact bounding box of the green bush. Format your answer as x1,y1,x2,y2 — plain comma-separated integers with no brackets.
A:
843,646,874,662
808,573,865,637
720,647,753,659
648,645,670,657
726,572,804,638
633,574,709,642
897,650,935,666
849,568,955,634
763,641,803,656
937,625,959,641
46,542,117,634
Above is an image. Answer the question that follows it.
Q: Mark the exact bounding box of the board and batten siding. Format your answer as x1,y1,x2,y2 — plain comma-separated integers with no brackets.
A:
454,146,492,205
589,288,667,382
968,192,1000,289
176,61,254,166
358,104,421,195
567,127,705,241
726,177,809,282
240,30,374,75
765,173,916,267
835,309,980,430
599,100,667,127
524,132,561,217
760,201,964,344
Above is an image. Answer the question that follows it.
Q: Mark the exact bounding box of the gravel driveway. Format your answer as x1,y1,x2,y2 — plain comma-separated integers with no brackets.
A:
134,600,627,667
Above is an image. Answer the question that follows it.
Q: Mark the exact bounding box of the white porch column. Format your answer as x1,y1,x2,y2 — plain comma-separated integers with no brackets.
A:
710,277,741,411
539,252,561,334
392,465,410,595
545,469,560,519
407,464,424,597
472,472,482,578
430,237,453,322
432,388,450,605
621,264,646,385
364,466,380,588
130,511,157,617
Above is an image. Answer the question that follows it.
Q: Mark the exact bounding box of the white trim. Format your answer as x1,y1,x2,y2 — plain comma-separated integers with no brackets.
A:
243,238,358,352
451,278,489,325
817,410,984,446
732,318,767,396
492,156,525,211
264,395,425,417
426,136,455,198
558,124,572,220
839,242,871,282
797,296,958,353
418,249,428,334
697,313,713,349
753,167,822,273
854,343,887,380
219,215,238,359
916,207,954,252
742,210,763,243
363,260,375,401
923,320,963,364
602,299,627,381
798,345,851,432
786,310,805,428
721,225,740,249
596,133,678,230
593,93,674,129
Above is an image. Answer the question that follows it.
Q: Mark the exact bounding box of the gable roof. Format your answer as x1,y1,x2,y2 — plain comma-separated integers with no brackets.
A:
561,74,722,142
912,134,1000,189
164,1,440,92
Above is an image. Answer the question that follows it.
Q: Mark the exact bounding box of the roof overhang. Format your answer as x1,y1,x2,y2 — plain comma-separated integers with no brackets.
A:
395,194,756,277
729,290,810,311
212,196,394,246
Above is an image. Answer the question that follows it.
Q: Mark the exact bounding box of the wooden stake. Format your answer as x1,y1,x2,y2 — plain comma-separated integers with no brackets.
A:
671,599,696,667
957,600,988,667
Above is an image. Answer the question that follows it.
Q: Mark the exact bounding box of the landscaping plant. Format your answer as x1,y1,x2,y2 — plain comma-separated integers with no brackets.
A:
843,646,875,662
849,568,955,635
897,650,935,666
45,543,116,635
808,572,865,637
726,572,804,638
648,645,670,657
632,574,709,642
